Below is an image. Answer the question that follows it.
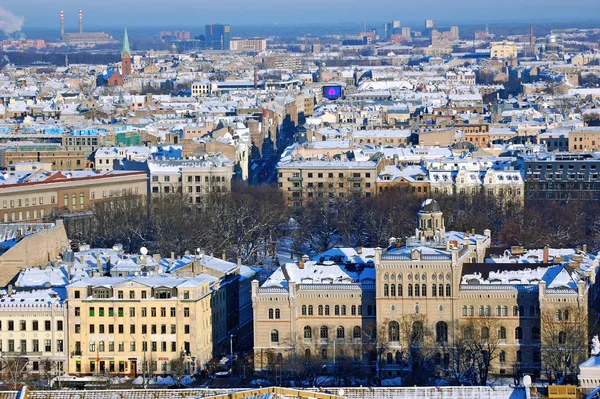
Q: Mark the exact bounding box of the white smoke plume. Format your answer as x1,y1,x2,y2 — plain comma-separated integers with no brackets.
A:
0,8,24,36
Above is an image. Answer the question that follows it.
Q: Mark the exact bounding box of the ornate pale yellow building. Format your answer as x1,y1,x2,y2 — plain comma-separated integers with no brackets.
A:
252,199,597,381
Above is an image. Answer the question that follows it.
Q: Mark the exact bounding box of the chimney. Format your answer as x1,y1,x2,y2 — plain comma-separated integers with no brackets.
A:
543,246,549,264
79,9,83,34
60,10,65,38
222,252,227,261
357,246,363,255
96,257,102,273
583,244,588,253
237,256,242,267
254,67,258,90
7,285,13,296
67,263,72,282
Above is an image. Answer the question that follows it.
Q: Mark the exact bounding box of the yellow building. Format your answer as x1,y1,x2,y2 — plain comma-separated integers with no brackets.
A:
252,199,596,381
490,41,518,59
66,274,219,376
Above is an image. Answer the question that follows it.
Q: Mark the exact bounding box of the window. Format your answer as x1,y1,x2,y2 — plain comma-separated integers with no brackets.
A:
320,326,329,339
481,327,490,340
184,308,190,317
89,307,95,317
304,326,312,339
499,350,506,363
44,339,51,352
324,305,330,316
308,305,313,315
302,305,307,316
515,327,523,341
335,305,340,316
532,327,540,342
270,329,279,343
268,308,274,319
558,331,567,345
446,284,451,297
336,326,345,339
275,308,280,319
436,321,448,343
389,321,400,341
351,305,357,316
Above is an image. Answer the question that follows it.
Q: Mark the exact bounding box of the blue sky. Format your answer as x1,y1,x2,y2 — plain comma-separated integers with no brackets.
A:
4,0,600,28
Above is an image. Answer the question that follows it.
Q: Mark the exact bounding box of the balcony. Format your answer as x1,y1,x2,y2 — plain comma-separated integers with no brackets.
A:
349,186,363,192
71,351,82,356
288,186,303,192
348,176,363,181
288,176,303,182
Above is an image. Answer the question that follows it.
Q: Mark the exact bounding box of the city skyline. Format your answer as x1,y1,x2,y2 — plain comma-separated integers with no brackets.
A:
2,0,600,29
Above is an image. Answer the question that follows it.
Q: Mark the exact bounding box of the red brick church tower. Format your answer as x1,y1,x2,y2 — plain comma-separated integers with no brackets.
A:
121,27,132,76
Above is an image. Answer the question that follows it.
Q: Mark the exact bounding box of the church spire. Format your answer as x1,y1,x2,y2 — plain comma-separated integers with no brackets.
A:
121,27,131,57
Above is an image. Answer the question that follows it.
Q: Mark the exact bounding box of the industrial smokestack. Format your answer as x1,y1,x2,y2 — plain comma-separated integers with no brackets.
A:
529,23,534,46
254,66,258,89
79,9,83,34
60,10,64,38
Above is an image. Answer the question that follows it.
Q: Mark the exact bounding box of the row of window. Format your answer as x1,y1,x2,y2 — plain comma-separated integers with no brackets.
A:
383,283,452,297
0,320,62,332
0,338,63,353
299,304,375,317
76,323,191,335
2,208,46,222
74,306,191,317
81,340,181,353
152,175,228,183
285,172,372,179
2,196,45,209
461,305,540,318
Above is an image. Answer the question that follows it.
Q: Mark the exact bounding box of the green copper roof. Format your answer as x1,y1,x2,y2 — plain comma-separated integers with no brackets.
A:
121,27,131,57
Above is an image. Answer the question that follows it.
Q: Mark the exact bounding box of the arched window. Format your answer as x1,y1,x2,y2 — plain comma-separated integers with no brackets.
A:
462,305,468,316
304,326,312,339
516,350,522,363
564,310,570,321
337,326,345,339
436,321,448,343
432,284,437,297
275,308,280,319
305,349,311,359
422,284,427,297
395,351,402,365
384,284,389,297
398,284,403,296
515,327,523,341
438,284,444,297
386,352,393,364
390,284,396,297
496,306,501,316
485,305,491,317
499,350,506,363
321,348,327,359
353,326,361,339
478,305,484,316
358,305,362,315
388,321,400,341
320,326,329,339
335,305,340,316
324,305,330,316
532,327,540,342
499,326,506,339
558,331,567,345
408,284,413,297
271,329,279,342
502,306,508,316
469,306,474,316
481,326,489,340
341,305,346,316
513,306,518,316
318,305,323,316
351,305,357,316
412,321,424,345
446,284,451,297
308,305,313,316
301,305,307,316
268,308,274,319
415,284,420,297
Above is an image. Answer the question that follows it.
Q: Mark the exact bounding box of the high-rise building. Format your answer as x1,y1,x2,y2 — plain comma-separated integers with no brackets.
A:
450,25,460,40
205,24,231,50
425,19,435,29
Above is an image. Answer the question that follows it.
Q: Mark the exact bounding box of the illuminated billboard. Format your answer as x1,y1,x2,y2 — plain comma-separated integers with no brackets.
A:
322,85,342,100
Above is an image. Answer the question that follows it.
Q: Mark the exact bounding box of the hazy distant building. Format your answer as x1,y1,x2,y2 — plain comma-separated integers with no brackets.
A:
425,19,435,29
205,24,231,50
450,26,459,40
230,38,267,52
490,41,518,59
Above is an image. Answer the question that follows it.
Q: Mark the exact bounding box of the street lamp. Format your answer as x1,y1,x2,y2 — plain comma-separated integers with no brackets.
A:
230,335,234,378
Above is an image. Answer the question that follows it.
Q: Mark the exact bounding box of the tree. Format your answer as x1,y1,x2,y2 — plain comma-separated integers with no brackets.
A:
450,317,501,386
170,351,188,386
1,355,28,389
541,304,588,384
